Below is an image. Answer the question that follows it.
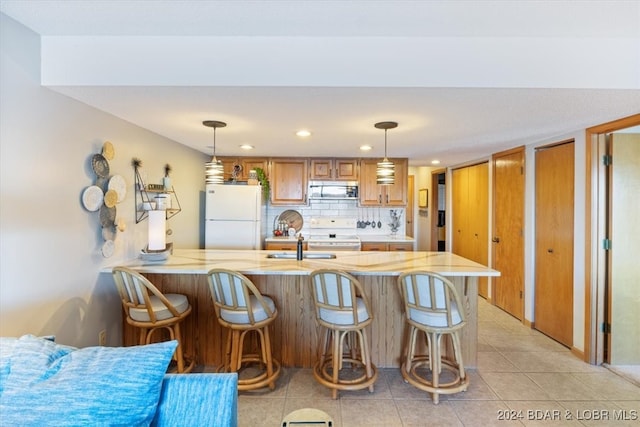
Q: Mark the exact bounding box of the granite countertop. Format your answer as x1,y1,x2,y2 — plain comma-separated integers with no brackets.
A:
102,249,498,277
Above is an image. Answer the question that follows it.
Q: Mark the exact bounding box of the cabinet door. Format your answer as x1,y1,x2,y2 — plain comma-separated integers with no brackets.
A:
241,158,269,180
359,158,407,206
335,159,359,180
217,157,238,183
384,158,408,206
309,159,333,180
265,242,306,251
359,159,383,206
388,242,413,251
361,242,388,251
270,158,308,205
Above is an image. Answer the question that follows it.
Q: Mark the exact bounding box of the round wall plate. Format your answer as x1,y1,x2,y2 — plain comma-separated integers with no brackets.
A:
108,174,127,202
81,185,104,212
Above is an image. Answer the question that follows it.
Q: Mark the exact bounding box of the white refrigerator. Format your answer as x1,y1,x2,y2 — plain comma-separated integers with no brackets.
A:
205,184,264,249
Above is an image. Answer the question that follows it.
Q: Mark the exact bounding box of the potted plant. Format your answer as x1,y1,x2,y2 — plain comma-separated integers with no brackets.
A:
254,167,270,201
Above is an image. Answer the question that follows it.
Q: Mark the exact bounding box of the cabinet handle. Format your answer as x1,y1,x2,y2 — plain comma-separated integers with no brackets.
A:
492,237,500,243
547,248,554,253
386,194,389,204
378,195,382,203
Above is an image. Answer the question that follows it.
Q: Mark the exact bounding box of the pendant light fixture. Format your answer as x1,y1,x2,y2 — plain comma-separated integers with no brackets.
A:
375,121,397,185
203,120,227,184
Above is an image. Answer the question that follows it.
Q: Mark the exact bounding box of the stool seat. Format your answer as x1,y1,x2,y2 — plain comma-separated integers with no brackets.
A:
220,295,276,324
129,294,190,322
310,269,378,399
207,268,280,391
398,271,469,404
112,266,194,374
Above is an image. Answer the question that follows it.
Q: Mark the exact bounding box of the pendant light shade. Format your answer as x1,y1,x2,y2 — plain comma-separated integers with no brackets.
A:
375,121,397,185
203,120,227,184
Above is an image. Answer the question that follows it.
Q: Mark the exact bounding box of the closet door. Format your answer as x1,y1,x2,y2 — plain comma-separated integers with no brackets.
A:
452,167,470,258
492,147,525,320
535,141,574,347
470,163,489,298
452,163,489,299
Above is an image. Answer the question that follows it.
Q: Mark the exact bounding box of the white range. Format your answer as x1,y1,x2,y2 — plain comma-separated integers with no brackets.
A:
306,217,361,251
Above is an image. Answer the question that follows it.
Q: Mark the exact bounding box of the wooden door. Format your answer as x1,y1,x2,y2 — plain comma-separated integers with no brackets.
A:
608,133,640,364
452,167,469,258
406,175,414,237
535,141,574,347
470,163,489,298
492,147,525,319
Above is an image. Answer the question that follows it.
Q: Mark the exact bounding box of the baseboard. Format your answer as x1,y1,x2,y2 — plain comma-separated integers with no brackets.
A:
571,347,585,361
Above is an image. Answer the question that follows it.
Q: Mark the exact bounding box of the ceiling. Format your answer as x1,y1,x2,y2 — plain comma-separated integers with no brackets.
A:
2,1,639,166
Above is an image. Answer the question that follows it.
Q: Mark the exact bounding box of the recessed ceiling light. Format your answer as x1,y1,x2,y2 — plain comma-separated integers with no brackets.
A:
240,144,254,150
360,145,372,151
431,160,441,165
296,130,312,137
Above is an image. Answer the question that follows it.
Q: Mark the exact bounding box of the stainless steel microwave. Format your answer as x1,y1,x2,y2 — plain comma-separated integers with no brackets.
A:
308,181,359,200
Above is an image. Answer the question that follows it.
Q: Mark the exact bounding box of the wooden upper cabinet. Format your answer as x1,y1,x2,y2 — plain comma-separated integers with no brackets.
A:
241,158,269,180
218,157,268,182
270,158,308,205
310,158,358,180
359,158,408,206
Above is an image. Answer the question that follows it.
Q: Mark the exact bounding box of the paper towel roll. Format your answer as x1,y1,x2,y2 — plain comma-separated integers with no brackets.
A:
148,210,166,250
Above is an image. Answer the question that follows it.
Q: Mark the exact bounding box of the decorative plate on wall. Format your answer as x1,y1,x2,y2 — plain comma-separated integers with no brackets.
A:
107,174,127,202
279,209,304,232
92,153,110,178
99,204,116,227
102,141,115,160
81,185,104,212
103,189,118,208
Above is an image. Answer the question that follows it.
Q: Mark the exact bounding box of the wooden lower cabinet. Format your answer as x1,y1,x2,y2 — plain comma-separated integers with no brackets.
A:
265,241,307,251
361,242,413,251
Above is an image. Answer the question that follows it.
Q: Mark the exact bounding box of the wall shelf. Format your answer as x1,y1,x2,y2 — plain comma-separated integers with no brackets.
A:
134,166,181,223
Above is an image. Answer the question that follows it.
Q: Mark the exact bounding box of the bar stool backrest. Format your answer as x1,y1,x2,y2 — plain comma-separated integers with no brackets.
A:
112,266,180,324
207,268,275,326
398,271,466,330
310,269,371,328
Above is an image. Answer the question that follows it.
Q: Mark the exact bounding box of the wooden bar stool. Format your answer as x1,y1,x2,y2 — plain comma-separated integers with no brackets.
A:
111,266,194,373
397,271,469,404
309,269,378,399
206,268,280,391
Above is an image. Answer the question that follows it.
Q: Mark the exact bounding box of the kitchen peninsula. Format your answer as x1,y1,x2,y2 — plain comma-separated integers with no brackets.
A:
106,249,498,369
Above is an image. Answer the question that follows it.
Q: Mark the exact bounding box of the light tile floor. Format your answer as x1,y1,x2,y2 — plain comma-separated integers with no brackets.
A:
232,298,640,426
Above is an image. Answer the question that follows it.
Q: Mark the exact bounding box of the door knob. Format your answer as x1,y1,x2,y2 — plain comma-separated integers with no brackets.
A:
492,237,500,243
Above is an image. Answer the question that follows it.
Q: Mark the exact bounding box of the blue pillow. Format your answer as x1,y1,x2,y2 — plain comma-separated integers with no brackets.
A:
0,335,177,426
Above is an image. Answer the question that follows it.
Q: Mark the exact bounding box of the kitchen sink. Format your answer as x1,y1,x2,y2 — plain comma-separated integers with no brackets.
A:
266,252,336,259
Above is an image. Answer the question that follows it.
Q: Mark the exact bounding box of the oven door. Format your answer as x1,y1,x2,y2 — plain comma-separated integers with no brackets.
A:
307,241,361,251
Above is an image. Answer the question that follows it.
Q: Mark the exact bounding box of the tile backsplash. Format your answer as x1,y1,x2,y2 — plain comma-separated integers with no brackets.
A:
266,199,406,237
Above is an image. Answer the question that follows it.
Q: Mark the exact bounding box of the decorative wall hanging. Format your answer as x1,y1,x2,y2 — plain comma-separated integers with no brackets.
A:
81,141,126,257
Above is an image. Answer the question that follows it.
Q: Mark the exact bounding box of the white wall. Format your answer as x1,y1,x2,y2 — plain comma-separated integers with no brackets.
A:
410,166,434,251
0,14,207,347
